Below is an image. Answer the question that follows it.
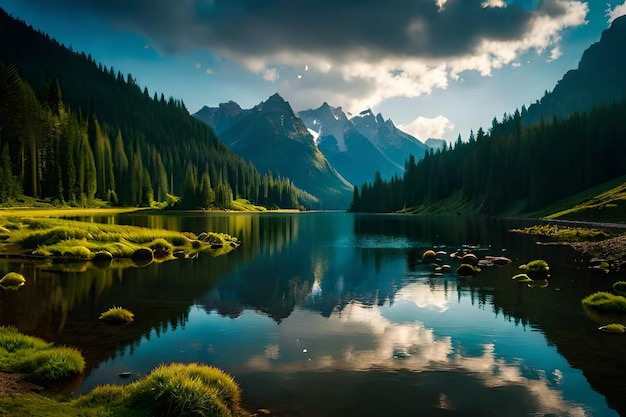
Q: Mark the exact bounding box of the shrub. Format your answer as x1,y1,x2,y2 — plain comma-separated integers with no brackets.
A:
100,306,134,324
19,347,85,383
581,291,626,313
127,363,243,417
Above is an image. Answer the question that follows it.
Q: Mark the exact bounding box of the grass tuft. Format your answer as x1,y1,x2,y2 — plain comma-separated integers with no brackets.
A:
127,363,243,417
99,306,135,324
581,291,626,314
0,327,84,384
18,347,85,384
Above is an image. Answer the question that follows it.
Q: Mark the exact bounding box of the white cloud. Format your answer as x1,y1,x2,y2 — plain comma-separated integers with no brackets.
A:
607,1,626,23
399,115,455,140
262,67,279,82
249,0,588,111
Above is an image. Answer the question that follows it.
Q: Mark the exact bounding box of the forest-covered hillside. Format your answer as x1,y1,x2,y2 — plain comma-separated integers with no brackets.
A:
350,102,626,216
351,15,626,218
0,8,301,210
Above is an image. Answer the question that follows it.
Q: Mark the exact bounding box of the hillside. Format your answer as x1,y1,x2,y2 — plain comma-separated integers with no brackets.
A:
0,8,300,210
523,15,626,125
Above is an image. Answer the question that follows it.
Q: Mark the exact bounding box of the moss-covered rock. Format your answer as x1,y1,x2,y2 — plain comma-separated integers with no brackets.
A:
0,272,26,290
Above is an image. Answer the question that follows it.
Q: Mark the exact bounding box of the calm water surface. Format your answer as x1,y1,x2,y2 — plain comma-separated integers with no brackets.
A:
1,212,625,416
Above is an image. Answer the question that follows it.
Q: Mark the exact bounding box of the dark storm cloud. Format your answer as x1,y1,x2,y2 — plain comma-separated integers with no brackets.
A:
19,0,576,59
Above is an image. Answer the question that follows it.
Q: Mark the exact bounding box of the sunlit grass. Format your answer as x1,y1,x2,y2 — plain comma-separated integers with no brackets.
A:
231,199,268,212
510,224,610,242
0,216,238,262
581,291,626,314
76,363,247,417
0,327,85,384
99,306,134,324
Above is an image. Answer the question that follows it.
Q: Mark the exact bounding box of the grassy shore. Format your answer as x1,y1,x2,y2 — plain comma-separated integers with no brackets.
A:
0,214,239,263
0,328,248,417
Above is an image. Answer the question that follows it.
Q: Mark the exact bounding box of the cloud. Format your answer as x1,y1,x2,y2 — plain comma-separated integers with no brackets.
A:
399,115,455,140
20,0,589,108
607,1,626,23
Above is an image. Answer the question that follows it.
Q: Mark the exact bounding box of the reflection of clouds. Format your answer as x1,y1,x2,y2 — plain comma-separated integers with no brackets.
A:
453,345,587,416
397,282,450,312
243,302,590,416
264,344,279,360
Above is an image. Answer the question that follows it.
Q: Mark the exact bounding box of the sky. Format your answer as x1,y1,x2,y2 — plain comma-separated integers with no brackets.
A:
2,0,626,143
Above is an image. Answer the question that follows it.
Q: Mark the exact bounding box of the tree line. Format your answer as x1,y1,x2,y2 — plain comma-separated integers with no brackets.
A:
351,100,626,214
0,9,300,210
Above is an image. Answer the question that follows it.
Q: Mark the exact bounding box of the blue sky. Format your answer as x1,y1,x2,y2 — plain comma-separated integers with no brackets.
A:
2,0,625,142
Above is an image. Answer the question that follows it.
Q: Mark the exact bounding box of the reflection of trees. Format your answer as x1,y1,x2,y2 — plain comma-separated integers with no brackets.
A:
455,251,626,416
0,252,238,375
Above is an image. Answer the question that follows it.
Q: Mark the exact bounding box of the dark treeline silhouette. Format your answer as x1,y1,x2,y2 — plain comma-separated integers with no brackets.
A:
0,8,300,209
351,102,626,214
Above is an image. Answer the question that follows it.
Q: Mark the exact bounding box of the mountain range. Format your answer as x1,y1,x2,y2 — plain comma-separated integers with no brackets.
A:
194,96,430,206
299,104,429,186
194,94,353,209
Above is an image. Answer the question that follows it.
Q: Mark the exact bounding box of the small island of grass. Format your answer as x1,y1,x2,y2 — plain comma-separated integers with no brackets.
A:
0,216,239,265
99,306,134,324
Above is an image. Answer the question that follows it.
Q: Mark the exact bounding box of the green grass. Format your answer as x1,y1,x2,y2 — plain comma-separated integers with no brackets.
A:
581,292,626,314
230,199,268,212
0,327,84,384
510,224,610,242
76,363,247,417
17,347,85,384
0,217,238,262
532,176,626,222
0,329,249,417
99,307,134,324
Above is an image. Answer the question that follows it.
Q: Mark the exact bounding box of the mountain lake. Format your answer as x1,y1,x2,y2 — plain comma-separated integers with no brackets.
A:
1,211,625,416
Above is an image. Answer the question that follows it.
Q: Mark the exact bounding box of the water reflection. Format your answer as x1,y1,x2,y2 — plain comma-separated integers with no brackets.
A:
1,212,623,416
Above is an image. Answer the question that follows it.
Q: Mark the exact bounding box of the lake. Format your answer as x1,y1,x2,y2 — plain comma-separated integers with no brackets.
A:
1,212,625,416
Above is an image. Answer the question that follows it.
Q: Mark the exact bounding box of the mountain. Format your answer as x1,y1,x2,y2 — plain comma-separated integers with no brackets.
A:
425,138,447,151
194,94,353,209
299,104,429,186
298,103,399,186
523,15,626,125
